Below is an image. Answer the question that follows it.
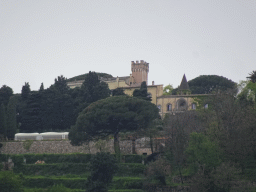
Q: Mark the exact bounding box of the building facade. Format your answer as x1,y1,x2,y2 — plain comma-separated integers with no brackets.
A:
67,60,208,117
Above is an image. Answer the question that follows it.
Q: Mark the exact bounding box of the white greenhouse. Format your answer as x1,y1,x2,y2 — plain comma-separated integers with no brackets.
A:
14,132,69,141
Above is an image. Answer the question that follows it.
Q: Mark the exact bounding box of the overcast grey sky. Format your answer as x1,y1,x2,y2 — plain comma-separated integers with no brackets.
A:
1,0,255,93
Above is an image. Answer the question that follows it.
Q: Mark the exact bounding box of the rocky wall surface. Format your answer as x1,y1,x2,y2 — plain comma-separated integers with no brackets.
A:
0,137,159,155
0,139,134,154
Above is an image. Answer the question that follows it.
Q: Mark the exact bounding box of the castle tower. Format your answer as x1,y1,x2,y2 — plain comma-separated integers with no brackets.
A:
131,60,149,85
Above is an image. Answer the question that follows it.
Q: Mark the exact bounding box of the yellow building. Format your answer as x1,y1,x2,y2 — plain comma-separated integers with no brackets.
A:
67,60,208,117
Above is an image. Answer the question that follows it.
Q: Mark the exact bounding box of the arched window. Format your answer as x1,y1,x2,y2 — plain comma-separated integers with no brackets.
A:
204,104,208,109
167,104,172,111
192,103,196,110
177,98,187,111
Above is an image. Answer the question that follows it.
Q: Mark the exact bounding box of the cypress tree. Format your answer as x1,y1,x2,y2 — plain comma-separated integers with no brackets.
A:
21,82,31,100
6,96,17,139
0,103,7,138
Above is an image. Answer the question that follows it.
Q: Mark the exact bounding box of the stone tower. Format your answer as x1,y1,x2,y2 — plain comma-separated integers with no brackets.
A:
131,60,149,85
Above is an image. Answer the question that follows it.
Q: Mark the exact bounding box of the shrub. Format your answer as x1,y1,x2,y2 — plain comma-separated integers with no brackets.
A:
17,163,89,176
123,155,143,163
0,171,24,192
23,140,33,150
86,152,118,192
46,184,69,192
117,163,145,176
23,176,86,189
144,158,171,186
22,153,92,164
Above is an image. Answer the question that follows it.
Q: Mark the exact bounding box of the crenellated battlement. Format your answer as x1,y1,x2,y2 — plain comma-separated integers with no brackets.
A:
131,60,149,72
130,60,149,85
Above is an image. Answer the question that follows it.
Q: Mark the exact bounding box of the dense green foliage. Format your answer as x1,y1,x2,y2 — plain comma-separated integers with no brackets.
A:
67,72,113,82
112,88,125,96
0,85,13,107
133,81,151,101
186,132,222,174
86,152,118,191
14,72,110,133
188,75,236,94
0,103,7,138
163,84,173,95
0,171,24,192
163,87,256,191
69,95,159,157
0,153,143,165
172,75,237,95
14,163,145,177
0,153,145,191
21,82,31,100
247,70,256,83
6,96,18,139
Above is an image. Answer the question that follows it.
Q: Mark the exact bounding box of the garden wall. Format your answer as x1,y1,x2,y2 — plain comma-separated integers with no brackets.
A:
0,137,158,155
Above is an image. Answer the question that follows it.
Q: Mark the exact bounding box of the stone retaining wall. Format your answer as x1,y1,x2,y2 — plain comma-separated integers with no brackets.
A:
0,138,159,155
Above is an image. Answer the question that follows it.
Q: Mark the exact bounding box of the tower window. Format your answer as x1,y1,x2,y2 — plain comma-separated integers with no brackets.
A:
157,105,161,111
192,103,196,110
204,104,208,109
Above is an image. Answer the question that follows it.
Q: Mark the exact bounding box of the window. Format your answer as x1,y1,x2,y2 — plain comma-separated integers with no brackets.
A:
167,104,172,111
204,104,208,109
192,103,196,110
157,105,161,111
177,98,187,111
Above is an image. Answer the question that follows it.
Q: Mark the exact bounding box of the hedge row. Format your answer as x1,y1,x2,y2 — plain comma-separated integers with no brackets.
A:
23,177,86,189
116,163,145,176
14,163,90,176
24,187,84,192
15,163,145,176
111,177,143,189
23,176,143,189
24,188,143,192
0,154,143,164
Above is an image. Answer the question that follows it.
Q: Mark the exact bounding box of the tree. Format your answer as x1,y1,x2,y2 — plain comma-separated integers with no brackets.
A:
0,103,7,139
53,75,69,94
6,96,17,139
187,75,236,94
164,111,202,184
186,132,222,174
21,82,30,100
0,85,13,107
247,70,256,83
0,171,24,192
86,152,118,192
72,71,111,121
39,83,44,92
144,157,171,186
80,71,110,104
163,84,173,95
69,95,159,156
237,80,255,107
197,90,256,182
112,88,125,96
38,87,75,132
20,92,42,133
133,81,151,101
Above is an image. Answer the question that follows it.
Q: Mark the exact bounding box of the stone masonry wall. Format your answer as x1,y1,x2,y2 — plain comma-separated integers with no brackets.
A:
0,139,154,155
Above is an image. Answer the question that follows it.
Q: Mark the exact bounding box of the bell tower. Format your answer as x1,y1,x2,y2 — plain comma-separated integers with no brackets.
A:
131,60,149,85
